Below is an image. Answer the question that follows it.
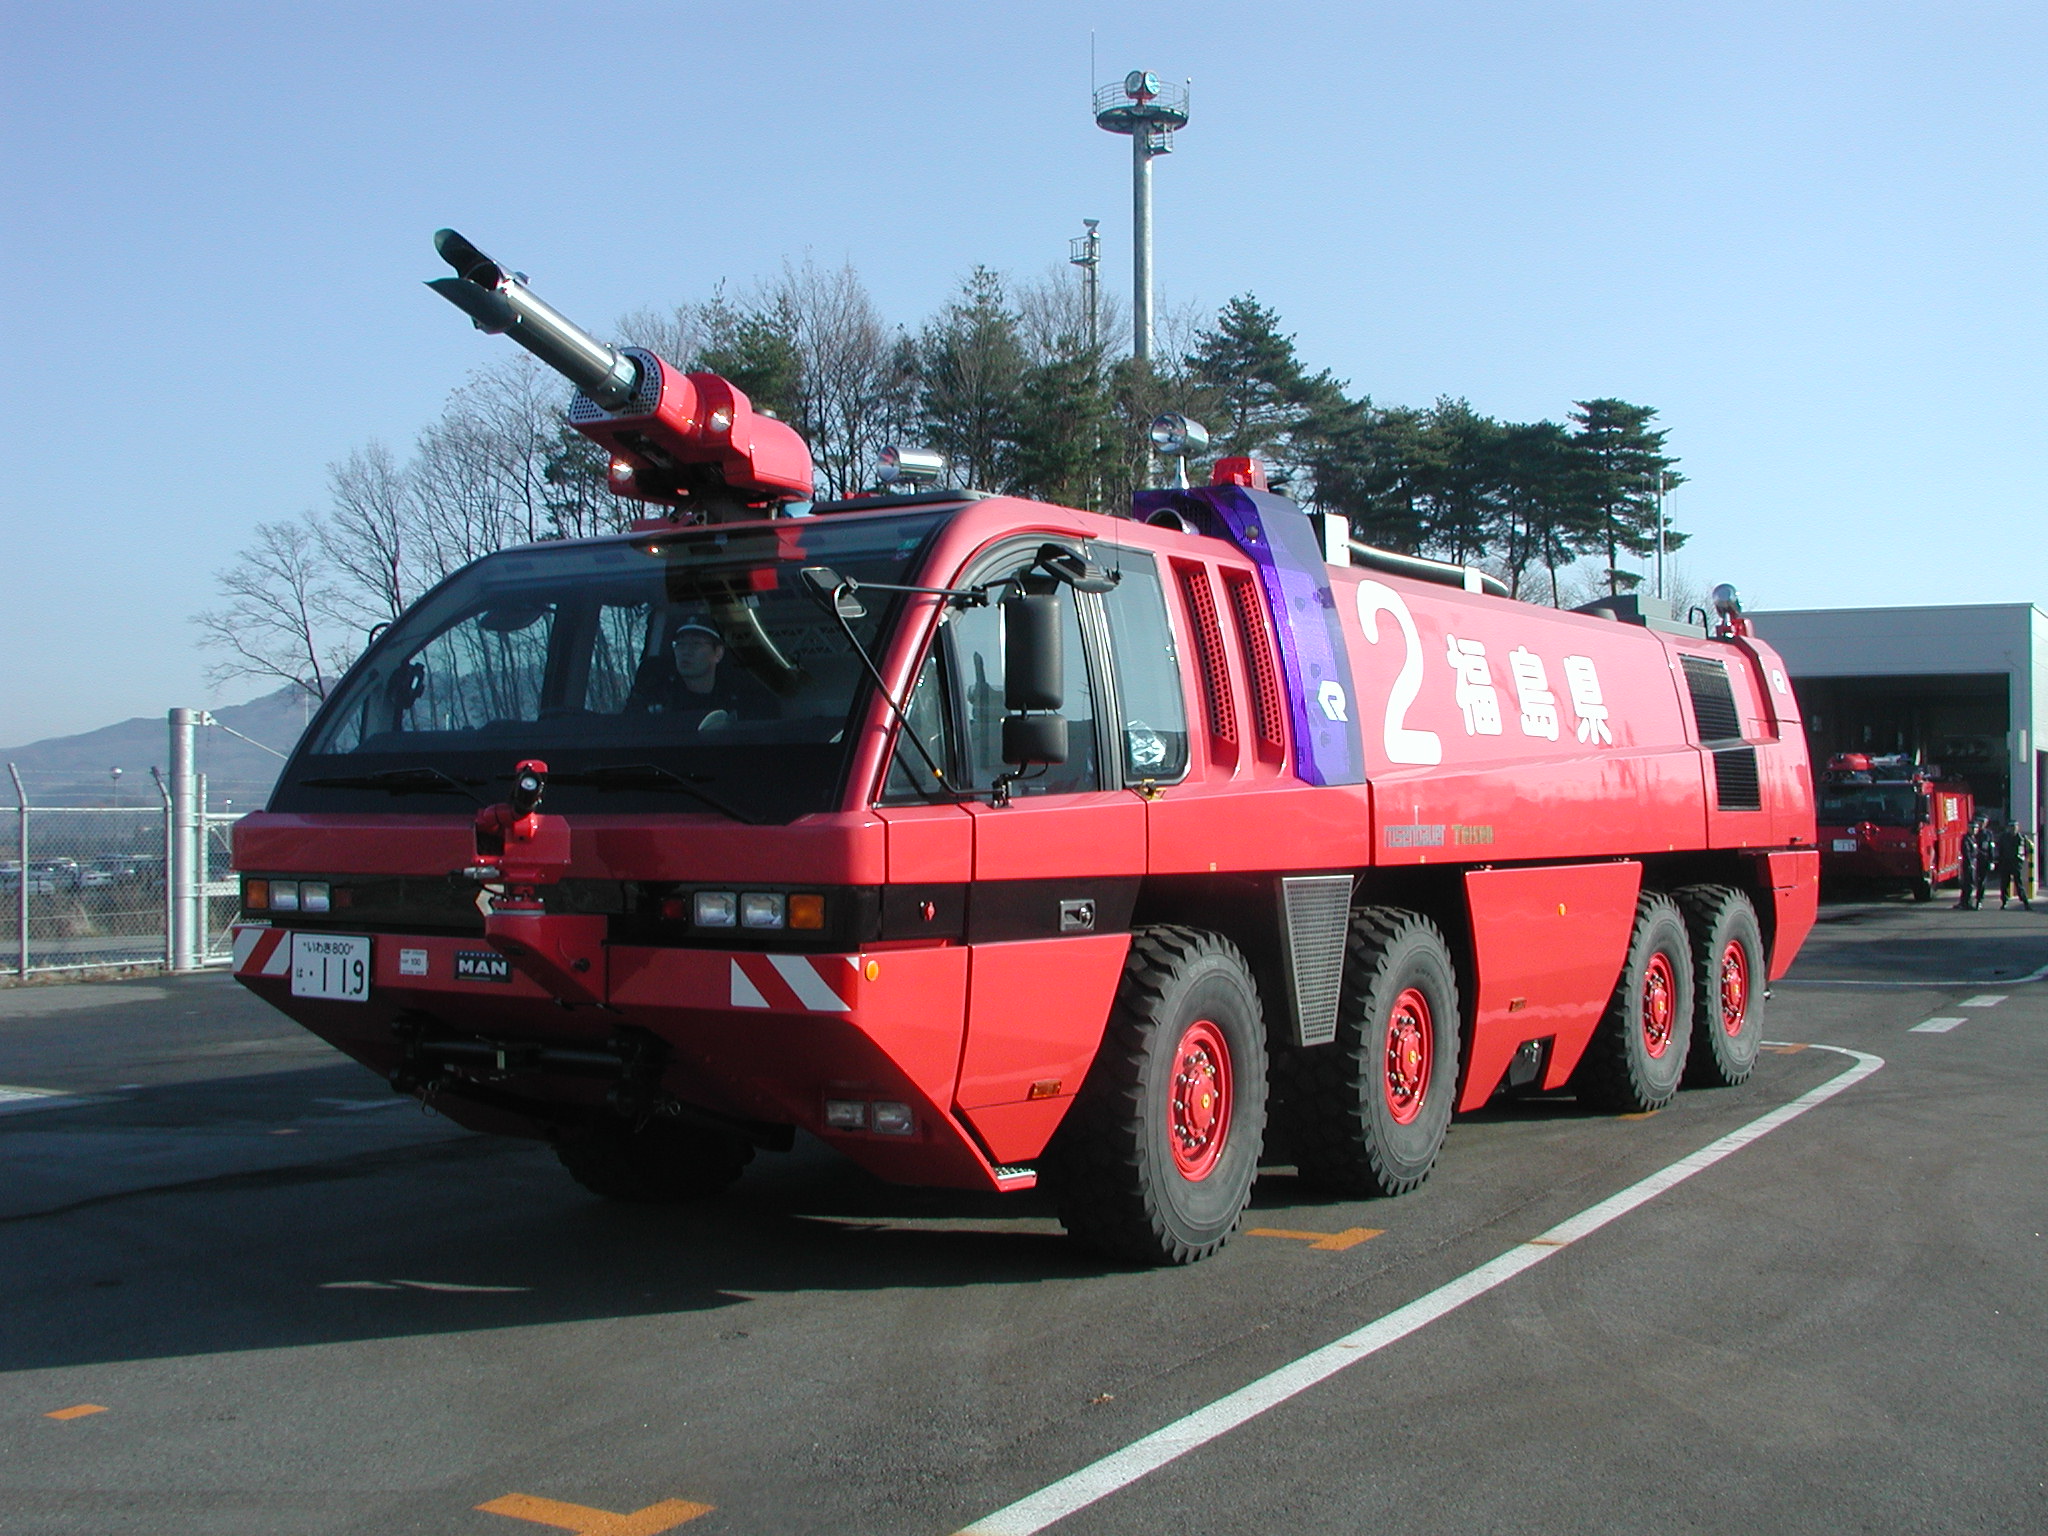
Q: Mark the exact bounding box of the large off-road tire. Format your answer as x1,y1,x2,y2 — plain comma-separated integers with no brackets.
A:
1048,926,1267,1266
1572,891,1693,1112
1675,885,1766,1088
555,1119,753,1203
1275,908,1462,1198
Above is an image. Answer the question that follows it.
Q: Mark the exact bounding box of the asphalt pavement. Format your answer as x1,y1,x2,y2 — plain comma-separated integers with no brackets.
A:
0,897,2042,1535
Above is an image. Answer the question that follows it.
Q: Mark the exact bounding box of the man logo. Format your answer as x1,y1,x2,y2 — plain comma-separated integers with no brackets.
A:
1318,679,1349,722
455,951,512,983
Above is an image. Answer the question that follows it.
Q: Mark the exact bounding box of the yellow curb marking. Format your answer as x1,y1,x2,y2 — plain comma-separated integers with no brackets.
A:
1762,1043,1809,1054
1247,1226,1383,1251
1524,1237,1567,1247
1617,1109,1660,1120
45,1404,107,1421
477,1493,712,1535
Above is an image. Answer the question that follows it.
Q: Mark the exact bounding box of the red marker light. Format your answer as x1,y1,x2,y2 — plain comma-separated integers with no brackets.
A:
1210,456,1268,491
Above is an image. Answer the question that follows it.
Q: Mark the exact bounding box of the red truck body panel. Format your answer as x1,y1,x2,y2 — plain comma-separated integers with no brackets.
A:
232,472,1818,1197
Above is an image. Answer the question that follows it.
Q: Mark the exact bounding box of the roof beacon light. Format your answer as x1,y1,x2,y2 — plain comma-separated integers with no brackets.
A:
1210,455,1268,491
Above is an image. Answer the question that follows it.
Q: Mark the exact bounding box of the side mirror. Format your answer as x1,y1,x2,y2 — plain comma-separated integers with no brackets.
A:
1002,591,1063,714
1002,714,1068,767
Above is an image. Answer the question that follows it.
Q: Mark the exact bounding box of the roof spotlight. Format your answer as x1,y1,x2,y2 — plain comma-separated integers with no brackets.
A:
1711,583,1742,616
878,446,945,486
1148,414,1210,457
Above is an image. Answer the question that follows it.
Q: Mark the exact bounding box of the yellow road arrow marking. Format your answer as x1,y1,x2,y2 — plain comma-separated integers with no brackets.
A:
477,1493,713,1535
1246,1226,1382,1251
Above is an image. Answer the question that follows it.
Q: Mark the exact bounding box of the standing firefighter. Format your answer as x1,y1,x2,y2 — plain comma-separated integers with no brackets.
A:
1997,821,2035,910
1970,815,1996,909
1957,815,1983,909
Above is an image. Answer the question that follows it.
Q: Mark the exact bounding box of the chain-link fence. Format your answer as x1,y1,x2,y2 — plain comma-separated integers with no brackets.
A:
4,764,252,978
3,806,175,974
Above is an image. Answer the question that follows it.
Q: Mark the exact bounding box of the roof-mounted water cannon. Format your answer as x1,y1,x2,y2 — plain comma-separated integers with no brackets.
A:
1712,582,1750,639
425,229,813,522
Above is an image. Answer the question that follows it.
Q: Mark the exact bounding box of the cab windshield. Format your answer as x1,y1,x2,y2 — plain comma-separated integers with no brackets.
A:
274,511,949,822
1818,784,1920,827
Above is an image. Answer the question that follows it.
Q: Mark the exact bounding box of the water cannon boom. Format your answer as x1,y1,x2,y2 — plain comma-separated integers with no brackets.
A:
424,228,813,519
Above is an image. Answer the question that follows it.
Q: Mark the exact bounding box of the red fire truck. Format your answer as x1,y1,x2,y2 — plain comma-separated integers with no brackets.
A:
228,233,1819,1264
1816,753,1972,901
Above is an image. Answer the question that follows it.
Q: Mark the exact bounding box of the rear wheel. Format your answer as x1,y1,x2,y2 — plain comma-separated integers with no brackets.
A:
1277,908,1461,1197
1572,891,1693,1112
556,1119,753,1203
1676,885,1766,1087
1049,926,1267,1266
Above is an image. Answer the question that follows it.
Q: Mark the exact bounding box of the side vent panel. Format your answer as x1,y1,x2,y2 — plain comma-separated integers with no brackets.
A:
1176,565,1237,750
1714,746,1763,811
1280,875,1354,1047
1680,655,1743,743
1225,571,1288,753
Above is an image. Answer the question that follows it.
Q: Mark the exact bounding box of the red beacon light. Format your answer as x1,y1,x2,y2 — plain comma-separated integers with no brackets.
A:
1209,455,1269,491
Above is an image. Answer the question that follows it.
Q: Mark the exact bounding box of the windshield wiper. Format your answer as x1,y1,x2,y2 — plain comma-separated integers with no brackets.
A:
541,764,761,824
299,766,485,801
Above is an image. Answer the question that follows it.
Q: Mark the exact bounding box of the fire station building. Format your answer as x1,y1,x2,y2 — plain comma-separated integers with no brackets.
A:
1750,603,2048,866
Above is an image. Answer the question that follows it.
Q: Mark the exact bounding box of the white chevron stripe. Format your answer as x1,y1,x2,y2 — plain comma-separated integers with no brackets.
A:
768,954,851,1012
729,959,770,1009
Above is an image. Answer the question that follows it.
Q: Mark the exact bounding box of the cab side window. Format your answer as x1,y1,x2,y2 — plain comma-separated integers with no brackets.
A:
1103,554,1190,784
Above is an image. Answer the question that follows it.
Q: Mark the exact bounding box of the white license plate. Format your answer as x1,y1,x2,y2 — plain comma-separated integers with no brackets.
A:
290,933,372,1002
1832,839,1858,852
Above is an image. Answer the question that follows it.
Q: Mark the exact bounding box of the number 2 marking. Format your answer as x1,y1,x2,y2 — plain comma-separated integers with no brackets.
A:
1355,580,1443,766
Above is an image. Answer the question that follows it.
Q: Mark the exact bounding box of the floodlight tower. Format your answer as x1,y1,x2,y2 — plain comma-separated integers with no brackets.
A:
1094,70,1190,366
1068,218,1102,354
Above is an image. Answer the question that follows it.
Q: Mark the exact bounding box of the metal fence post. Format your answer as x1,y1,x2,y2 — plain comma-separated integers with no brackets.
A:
151,767,173,966
8,762,26,978
169,708,200,973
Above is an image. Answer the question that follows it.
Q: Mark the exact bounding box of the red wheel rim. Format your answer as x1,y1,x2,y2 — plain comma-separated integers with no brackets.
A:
1384,986,1433,1126
1718,939,1750,1037
1168,1019,1232,1180
1641,951,1677,1059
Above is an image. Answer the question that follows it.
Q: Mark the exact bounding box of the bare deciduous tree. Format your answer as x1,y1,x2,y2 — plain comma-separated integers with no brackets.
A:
193,515,347,702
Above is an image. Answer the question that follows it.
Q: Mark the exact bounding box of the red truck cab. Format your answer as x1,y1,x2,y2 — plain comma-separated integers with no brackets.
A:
1817,753,1972,901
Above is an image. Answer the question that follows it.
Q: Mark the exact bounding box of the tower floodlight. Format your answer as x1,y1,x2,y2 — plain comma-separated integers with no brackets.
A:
1068,218,1102,354
1093,70,1190,366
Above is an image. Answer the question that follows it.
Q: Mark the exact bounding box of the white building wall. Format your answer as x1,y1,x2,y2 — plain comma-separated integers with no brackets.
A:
1751,603,2048,838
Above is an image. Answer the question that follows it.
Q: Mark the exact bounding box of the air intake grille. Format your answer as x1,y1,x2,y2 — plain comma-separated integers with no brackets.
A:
1225,572,1288,750
1714,746,1762,811
1281,875,1353,1047
1681,655,1742,744
1177,567,1237,746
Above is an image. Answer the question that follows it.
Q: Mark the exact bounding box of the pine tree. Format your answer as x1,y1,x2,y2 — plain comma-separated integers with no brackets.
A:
1570,399,1685,595
918,267,1028,491
1185,294,1310,458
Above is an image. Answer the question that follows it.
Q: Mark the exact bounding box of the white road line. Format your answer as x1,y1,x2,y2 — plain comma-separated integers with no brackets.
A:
956,1044,1886,1536
1909,1017,1966,1033
1780,959,2048,989
0,1086,117,1118
1959,994,2006,1008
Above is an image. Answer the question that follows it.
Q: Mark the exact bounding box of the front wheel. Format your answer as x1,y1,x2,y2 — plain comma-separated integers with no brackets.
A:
1049,927,1267,1266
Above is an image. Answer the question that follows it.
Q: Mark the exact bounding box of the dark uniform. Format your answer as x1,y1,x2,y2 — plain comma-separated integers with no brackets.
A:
1969,820,1996,909
1996,823,2034,910
1957,821,1983,908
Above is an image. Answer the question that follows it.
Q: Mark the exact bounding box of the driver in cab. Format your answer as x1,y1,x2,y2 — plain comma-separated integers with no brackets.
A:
626,619,772,728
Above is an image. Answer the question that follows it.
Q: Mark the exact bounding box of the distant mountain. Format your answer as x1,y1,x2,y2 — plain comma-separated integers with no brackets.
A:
1,688,317,808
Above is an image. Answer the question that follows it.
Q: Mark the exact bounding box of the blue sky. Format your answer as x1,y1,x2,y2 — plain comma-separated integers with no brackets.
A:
3,1,2044,744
